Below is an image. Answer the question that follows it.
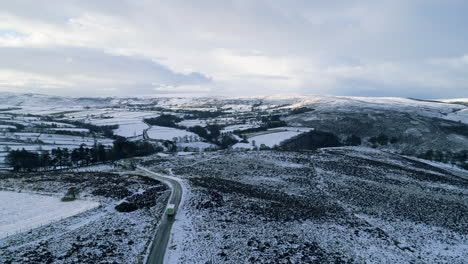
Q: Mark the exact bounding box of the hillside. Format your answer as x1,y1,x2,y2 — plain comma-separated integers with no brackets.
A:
141,148,468,263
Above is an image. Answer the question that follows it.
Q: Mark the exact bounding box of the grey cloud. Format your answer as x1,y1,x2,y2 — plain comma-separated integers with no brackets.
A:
0,47,211,95
0,0,467,98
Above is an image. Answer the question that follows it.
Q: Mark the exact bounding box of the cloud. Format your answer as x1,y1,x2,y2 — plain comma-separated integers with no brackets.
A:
0,69,73,91
0,0,466,98
0,46,211,96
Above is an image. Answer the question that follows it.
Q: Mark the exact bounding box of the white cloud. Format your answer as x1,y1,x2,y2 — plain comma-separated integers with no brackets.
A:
212,49,295,79
0,69,72,89
0,1,466,98
428,55,468,69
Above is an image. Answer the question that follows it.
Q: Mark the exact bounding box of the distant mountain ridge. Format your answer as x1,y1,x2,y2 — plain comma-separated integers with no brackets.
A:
0,91,467,154
0,91,466,110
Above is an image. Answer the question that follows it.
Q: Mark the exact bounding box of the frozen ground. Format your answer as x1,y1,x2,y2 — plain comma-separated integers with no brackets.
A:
143,148,468,263
147,125,197,141
249,130,301,147
0,191,99,239
0,172,169,264
176,141,218,151
233,127,312,149
113,121,149,138
221,124,260,133
177,119,208,128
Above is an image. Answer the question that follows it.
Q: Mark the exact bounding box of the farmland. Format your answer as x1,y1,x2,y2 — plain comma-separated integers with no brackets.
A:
0,191,99,239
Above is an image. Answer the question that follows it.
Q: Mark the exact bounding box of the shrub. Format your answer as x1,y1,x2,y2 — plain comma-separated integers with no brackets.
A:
115,202,138,212
144,115,182,127
344,135,361,146
61,187,79,202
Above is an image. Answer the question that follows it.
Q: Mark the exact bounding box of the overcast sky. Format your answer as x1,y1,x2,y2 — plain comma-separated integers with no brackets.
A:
0,0,467,98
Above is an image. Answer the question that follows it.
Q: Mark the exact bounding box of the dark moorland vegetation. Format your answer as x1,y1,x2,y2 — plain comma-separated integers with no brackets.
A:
289,107,314,115
280,130,342,150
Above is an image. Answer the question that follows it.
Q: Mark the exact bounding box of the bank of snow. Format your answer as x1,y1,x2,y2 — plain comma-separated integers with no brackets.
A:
0,191,99,238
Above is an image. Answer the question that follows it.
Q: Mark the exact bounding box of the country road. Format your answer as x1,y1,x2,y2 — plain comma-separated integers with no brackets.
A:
138,166,183,264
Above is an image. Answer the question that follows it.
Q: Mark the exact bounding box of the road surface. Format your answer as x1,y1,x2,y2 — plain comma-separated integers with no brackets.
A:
138,166,183,264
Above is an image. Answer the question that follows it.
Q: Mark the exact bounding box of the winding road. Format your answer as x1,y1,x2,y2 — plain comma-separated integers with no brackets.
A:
138,166,183,264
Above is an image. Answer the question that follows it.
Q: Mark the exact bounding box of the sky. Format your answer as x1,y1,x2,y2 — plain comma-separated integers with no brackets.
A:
0,0,467,98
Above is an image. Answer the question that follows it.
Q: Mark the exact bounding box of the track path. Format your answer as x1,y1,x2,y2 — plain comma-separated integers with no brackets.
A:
138,166,183,264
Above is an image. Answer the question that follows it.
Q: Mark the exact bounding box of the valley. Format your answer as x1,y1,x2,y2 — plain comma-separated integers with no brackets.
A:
0,92,467,263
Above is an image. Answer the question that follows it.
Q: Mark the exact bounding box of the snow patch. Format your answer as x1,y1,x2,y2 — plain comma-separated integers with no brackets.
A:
0,191,99,239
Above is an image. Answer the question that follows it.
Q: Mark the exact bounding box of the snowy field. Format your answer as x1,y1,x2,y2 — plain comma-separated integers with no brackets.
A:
113,121,149,138
85,110,158,126
176,141,218,151
233,127,312,149
0,172,169,263
221,104,252,112
147,126,197,141
177,119,208,128
445,108,468,124
0,125,17,130
0,191,99,238
0,132,113,146
221,124,260,133
50,128,90,133
31,121,76,128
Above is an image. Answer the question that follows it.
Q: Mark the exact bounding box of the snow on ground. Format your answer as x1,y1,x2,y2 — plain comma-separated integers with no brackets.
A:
1,105,86,116
113,121,149,138
0,133,113,166
276,126,314,132
232,142,252,150
0,125,17,130
441,98,468,103
2,120,30,126
221,124,259,133
0,144,80,152
30,121,76,128
50,128,90,133
233,127,311,149
445,108,468,124
0,153,7,164
66,164,115,172
0,132,40,141
37,134,113,146
222,104,252,112
0,191,99,239
147,126,197,141
0,132,112,147
176,142,218,151
86,110,158,126
163,177,192,264
0,172,169,264
280,96,467,122
145,150,468,264
177,119,208,128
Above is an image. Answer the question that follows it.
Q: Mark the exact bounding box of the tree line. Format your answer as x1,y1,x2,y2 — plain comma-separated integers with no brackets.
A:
6,138,162,171
416,149,468,169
